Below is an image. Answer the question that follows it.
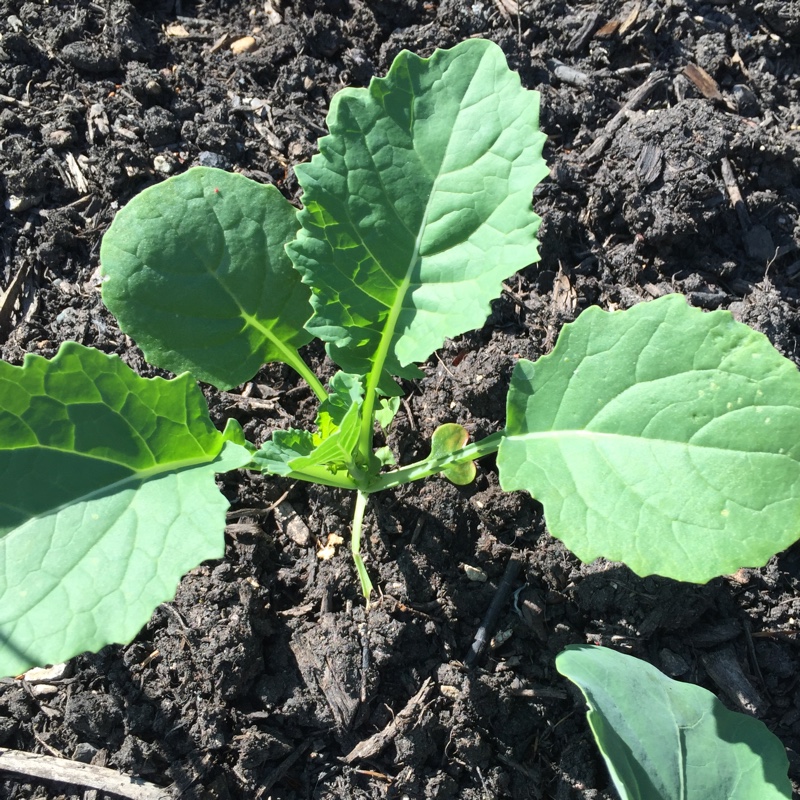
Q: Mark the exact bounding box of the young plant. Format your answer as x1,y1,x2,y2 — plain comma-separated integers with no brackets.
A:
2,38,800,677
557,645,792,799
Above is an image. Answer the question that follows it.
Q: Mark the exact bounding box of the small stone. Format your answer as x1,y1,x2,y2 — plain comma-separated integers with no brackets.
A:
72,742,98,763
303,76,316,91
274,501,312,546
46,129,75,147
462,564,487,582
230,36,257,54
197,150,231,170
153,154,177,175
30,683,59,698
660,648,689,677
23,663,72,682
5,194,40,213
745,224,776,263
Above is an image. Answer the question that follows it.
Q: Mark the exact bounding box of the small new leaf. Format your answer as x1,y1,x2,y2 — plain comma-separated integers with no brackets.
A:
431,423,476,486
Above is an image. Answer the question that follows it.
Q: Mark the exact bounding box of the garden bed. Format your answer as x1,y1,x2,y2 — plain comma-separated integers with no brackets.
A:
1,1,798,798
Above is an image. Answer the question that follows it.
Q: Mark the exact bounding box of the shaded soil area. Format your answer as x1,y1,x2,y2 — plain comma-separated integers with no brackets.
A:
1,1,799,798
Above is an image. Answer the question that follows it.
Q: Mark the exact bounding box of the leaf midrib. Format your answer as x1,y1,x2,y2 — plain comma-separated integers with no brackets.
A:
504,428,799,459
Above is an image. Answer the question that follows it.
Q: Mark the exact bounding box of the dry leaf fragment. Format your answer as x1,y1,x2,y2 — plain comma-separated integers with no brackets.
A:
318,533,344,560
264,0,282,25
165,22,190,38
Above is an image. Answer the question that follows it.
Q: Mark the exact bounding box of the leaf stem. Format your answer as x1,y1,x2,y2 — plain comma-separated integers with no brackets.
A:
280,347,328,402
366,430,505,493
280,465,360,491
357,274,414,464
351,490,374,600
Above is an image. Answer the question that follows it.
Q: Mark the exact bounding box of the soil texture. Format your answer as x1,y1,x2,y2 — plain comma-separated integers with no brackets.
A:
1,1,799,799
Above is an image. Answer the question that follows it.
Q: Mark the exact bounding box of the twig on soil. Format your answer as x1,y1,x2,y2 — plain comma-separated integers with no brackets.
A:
581,71,668,162
343,676,435,764
0,747,172,800
464,556,522,667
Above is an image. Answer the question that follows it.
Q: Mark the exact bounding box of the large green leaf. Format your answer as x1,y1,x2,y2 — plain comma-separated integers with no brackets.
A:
556,645,791,800
0,342,251,677
100,167,311,390
498,294,800,582
288,38,547,387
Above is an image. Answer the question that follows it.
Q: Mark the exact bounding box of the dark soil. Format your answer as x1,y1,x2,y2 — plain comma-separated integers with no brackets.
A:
1,1,799,798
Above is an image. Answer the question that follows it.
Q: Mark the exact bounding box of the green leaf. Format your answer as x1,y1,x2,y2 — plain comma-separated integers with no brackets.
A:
253,374,364,486
253,429,315,477
0,342,251,677
288,38,547,388
375,396,401,431
498,294,800,582
556,645,792,800
100,167,311,390
431,423,476,486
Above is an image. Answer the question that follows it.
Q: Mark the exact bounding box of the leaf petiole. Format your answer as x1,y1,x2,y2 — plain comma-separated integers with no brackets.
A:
351,490,374,600
366,430,505,493
278,346,328,403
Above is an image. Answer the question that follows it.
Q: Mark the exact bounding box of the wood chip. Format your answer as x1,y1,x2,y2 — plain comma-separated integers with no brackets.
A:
493,0,519,20
636,142,663,185
0,260,30,333
595,19,620,38
683,63,724,102
619,1,642,36
581,71,667,162
552,267,577,315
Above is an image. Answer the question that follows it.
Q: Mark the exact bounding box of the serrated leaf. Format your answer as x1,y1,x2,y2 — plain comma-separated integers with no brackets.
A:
255,373,364,478
431,422,476,486
0,342,251,677
316,372,363,440
100,167,311,390
498,294,800,582
556,645,791,800
288,38,547,386
254,428,315,476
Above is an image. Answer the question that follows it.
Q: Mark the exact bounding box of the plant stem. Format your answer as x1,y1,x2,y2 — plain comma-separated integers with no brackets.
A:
284,465,361,491
351,489,374,600
366,430,505,493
